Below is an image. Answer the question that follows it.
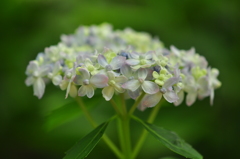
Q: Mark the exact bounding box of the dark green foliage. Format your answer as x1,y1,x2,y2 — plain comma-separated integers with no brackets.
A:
63,122,109,159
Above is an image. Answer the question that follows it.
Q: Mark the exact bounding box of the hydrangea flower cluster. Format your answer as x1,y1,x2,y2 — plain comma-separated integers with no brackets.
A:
25,23,221,110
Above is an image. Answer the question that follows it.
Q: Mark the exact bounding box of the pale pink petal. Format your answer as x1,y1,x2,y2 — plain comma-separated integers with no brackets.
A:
121,80,141,92
138,68,148,80
139,92,162,111
90,74,109,88
98,54,108,67
163,91,179,103
110,56,126,70
141,81,159,94
126,59,139,66
102,86,115,101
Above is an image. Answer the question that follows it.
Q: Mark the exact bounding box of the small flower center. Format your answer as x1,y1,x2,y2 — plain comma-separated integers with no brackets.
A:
87,65,95,72
138,78,144,84
106,65,113,71
83,79,89,85
109,80,116,86
140,59,146,65
160,88,167,94
66,72,72,78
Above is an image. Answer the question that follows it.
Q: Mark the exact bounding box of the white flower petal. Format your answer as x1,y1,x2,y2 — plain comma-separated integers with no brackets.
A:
86,85,94,98
102,86,114,101
98,54,108,67
69,84,77,98
26,61,38,75
25,76,35,86
163,77,179,88
210,89,214,105
120,64,133,78
174,90,184,106
53,62,61,74
142,81,159,94
60,80,68,90
186,92,197,106
138,68,148,80
126,59,140,66
163,91,179,103
122,80,141,92
115,76,127,84
78,85,88,97
170,45,180,56
107,71,115,80
127,89,140,99
145,52,153,60
139,92,162,111
53,75,62,85
129,52,139,59
79,68,90,80
90,74,109,88
33,77,45,99
39,66,50,77
110,56,126,70
114,84,125,93
197,77,210,98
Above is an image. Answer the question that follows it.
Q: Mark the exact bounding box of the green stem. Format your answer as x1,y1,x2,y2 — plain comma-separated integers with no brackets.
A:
75,97,123,159
131,101,163,159
112,95,132,159
119,115,132,159
128,92,145,116
110,99,123,116
120,93,127,114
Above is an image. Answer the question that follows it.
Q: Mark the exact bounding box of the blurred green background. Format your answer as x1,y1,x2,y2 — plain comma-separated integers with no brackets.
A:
1,0,240,158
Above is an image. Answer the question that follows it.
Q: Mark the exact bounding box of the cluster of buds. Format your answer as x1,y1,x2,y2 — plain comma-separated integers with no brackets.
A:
25,23,221,110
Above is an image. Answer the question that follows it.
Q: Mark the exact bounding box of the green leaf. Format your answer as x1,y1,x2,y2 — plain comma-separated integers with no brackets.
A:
45,96,102,131
63,121,109,159
160,157,180,159
44,102,81,131
132,116,203,159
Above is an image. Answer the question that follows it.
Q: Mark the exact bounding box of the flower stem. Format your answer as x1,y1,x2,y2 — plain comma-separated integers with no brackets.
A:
75,97,123,159
128,92,145,116
131,100,163,159
120,116,132,159
110,99,123,116
113,95,132,159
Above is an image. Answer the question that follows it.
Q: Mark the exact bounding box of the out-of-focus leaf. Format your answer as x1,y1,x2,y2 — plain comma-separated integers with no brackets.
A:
132,116,203,159
63,121,109,159
44,102,81,131
160,157,180,159
45,95,102,131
